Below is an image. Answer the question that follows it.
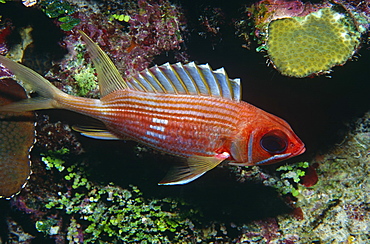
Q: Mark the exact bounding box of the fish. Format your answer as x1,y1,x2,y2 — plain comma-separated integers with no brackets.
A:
0,31,305,185
0,78,35,198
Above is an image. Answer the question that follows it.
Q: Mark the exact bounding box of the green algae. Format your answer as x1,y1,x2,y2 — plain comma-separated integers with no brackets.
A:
41,148,69,172
58,41,99,98
39,0,80,31
274,162,309,197
72,64,98,97
35,219,59,236
39,149,196,243
109,14,131,22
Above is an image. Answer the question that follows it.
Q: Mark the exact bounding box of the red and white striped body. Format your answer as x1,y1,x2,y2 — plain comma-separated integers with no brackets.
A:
102,90,247,158
60,90,250,159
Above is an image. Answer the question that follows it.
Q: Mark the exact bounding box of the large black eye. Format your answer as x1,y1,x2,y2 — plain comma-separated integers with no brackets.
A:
260,130,288,154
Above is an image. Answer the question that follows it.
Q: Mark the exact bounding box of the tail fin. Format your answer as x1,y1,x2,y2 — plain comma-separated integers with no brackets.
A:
0,55,64,112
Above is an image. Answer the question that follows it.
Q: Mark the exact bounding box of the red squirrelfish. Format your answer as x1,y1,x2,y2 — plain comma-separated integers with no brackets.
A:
0,31,305,185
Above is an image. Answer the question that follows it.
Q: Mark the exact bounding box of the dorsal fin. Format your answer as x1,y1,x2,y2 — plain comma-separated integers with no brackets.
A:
79,31,241,101
79,31,129,97
127,62,241,101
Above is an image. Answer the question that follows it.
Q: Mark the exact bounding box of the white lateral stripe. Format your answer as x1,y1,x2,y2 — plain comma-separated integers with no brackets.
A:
149,124,165,132
152,118,169,124
146,130,166,140
141,135,160,145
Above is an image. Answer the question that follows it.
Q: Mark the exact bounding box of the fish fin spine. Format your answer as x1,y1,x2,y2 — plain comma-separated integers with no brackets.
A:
126,61,242,101
158,152,230,185
79,31,128,97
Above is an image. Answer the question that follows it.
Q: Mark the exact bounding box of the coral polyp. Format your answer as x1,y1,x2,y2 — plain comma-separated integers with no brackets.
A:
267,7,361,77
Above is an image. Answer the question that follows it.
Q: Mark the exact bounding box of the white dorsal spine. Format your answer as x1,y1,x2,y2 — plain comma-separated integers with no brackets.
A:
80,31,241,101
126,62,241,101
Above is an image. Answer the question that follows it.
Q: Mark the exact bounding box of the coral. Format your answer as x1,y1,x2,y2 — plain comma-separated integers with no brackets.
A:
246,0,325,42
242,0,370,77
0,23,12,55
0,78,35,198
267,7,361,77
120,0,185,76
198,6,226,47
5,26,33,63
45,40,100,98
4,217,35,243
2,0,368,243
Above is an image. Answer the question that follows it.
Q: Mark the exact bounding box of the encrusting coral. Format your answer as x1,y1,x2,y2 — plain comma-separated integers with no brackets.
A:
242,0,369,78
0,78,35,199
267,7,361,77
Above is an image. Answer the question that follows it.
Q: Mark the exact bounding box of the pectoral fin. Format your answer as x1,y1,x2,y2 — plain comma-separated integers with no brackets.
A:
158,152,230,185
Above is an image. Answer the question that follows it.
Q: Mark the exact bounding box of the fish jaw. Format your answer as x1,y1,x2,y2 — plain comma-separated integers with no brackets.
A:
255,141,305,165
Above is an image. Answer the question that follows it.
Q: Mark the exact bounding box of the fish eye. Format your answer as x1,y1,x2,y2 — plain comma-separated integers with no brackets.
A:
260,130,288,154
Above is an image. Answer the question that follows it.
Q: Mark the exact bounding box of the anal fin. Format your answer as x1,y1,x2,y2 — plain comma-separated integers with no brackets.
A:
158,152,230,185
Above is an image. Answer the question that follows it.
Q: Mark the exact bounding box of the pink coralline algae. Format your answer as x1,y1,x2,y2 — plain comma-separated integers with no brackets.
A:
130,0,184,52
53,0,186,87
0,24,12,55
247,0,327,39
35,115,83,154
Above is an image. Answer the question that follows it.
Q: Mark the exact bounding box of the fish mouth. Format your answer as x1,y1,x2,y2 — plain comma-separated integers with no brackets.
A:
294,145,306,156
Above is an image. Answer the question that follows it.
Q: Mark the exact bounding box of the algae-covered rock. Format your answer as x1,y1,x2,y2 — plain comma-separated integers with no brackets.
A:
277,112,370,243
